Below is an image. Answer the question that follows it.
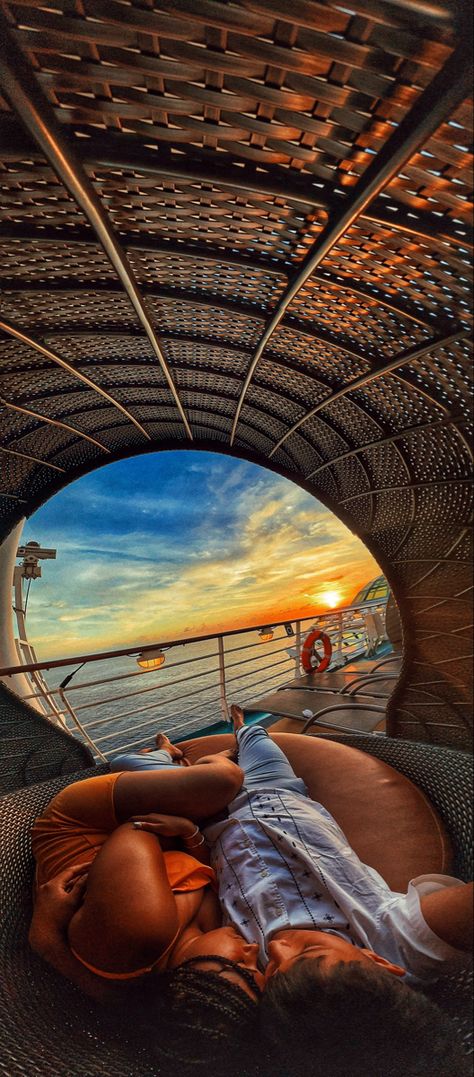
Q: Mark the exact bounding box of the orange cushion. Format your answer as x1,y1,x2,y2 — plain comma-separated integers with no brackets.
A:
180,732,452,893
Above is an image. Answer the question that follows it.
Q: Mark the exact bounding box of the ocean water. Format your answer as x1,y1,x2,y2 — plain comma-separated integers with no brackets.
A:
43,607,380,759
45,629,298,757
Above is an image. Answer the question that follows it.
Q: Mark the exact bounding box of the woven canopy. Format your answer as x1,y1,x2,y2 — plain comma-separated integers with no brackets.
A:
0,0,472,748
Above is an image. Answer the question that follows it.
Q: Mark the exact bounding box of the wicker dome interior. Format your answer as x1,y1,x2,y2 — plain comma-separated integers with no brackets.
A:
0,0,472,749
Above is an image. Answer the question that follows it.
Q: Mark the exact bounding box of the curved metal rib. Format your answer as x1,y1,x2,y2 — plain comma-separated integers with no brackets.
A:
268,331,468,457
0,444,65,472
2,281,457,369
0,397,111,454
230,36,473,447
305,416,466,480
340,477,472,503
0,16,192,441
0,320,152,441
17,325,463,448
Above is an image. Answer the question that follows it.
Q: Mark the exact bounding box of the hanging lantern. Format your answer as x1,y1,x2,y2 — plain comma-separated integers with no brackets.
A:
136,648,165,670
258,627,274,643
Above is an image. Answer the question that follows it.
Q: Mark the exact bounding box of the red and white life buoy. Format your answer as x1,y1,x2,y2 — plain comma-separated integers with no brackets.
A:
301,629,332,674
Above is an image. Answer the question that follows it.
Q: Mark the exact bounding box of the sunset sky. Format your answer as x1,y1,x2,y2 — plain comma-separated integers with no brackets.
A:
21,450,380,659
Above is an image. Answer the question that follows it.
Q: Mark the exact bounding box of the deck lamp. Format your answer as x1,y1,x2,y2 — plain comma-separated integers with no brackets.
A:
258,627,274,643
136,648,165,670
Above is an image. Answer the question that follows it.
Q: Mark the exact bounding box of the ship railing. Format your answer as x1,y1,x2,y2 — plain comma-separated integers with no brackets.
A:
1,599,389,761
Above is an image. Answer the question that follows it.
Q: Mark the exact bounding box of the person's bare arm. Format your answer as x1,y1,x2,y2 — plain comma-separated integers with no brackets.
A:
420,881,473,951
67,823,180,975
131,813,211,865
29,864,114,1002
113,754,243,823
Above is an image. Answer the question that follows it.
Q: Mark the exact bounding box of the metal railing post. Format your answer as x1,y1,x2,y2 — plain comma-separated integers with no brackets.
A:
217,637,230,722
294,621,302,676
334,611,343,666
59,688,108,761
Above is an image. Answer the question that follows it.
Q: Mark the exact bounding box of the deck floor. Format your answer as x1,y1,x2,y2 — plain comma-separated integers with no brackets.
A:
246,649,401,735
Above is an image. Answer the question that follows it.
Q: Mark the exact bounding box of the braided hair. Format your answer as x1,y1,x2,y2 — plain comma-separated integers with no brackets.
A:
131,957,263,1077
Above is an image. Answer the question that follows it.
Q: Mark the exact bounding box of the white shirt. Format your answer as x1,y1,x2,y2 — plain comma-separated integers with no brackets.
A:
204,786,467,984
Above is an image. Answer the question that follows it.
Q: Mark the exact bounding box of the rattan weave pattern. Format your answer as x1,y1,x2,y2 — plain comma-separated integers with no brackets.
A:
0,769,156,1077
0,239,289,305
0,239,114,283
288,281,433,351
323,225,473,325
0,0,472,749
0,290,141,332
0,683,93,794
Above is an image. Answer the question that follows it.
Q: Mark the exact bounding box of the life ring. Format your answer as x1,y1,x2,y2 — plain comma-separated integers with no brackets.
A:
301,629,332,674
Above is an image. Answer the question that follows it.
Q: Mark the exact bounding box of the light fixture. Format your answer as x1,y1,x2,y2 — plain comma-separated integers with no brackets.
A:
258,627,274,643
136,648,165,670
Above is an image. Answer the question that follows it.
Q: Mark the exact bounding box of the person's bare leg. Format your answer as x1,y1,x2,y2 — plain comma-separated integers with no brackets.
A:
155,732,186,762
219,704,245,763
230,703,245,732
114,754,243,823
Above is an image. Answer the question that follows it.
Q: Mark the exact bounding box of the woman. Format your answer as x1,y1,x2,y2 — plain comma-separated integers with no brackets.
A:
30,749,264,997
30,743,265,1073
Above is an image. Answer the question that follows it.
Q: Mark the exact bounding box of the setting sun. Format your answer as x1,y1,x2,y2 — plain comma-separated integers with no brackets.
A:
320,590,343,609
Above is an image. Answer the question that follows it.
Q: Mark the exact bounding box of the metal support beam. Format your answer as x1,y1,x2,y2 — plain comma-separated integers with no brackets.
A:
0,346,380,478
2,366,324,447
305,415,467,480
3,317,463,431
0,349,349,453
0,318,432,403
230,36,473,446
0,397,111,454
0,319,152,441
0,444,65,472
268,331,469,457
0,17,193,440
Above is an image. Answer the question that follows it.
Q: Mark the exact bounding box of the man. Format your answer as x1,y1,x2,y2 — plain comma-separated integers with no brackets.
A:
135,705,473,1075
217,710,473,1075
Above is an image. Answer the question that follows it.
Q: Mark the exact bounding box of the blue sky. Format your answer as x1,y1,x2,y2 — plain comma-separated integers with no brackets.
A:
22,450,379,658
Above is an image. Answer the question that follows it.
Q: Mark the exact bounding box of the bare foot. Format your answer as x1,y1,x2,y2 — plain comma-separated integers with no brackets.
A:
155,733,184,761
230,704,245,733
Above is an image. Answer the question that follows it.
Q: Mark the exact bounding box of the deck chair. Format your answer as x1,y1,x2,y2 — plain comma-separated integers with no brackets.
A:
258,593,404,734
0,690,472,1074
257,692,388,733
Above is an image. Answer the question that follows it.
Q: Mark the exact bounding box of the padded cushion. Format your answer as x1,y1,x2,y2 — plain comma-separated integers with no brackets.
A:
180,732,452,893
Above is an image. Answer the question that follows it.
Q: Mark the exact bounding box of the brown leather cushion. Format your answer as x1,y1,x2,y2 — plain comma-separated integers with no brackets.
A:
180,732,452,893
